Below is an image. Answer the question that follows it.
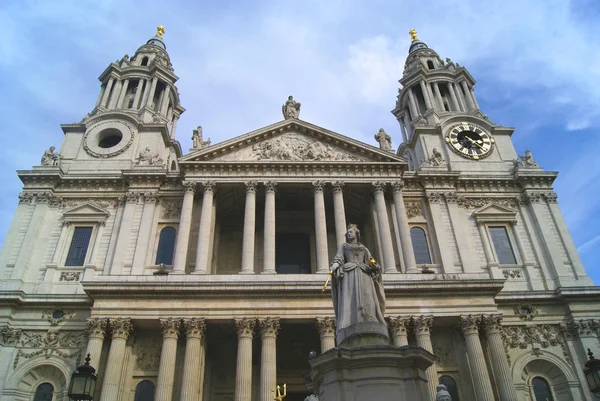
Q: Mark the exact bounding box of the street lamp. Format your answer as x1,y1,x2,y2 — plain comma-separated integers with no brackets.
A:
68,354,97,401
584,349,600,398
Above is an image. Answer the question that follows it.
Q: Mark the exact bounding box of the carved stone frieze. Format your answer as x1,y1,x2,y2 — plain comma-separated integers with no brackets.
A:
14,329,86,368
235,317,256,338
18,192,34,204
61,198,118,210
161,200,181,219
457,197,518,209
501,324,568,364
259,317,280,338
513,304,538,321
59,272,81,281
0,326,22,346
432,339,453,366
42,309,74,326
159,317,181,339
134,336,161,371
443,192,459,203
86,318,108,339
137,147,164,166
316,317,336,336
183,318,206,339
502,269,522,279
387,316,411,337
568,319,599,337
405,201,422,218
109,317,133,340
412,315,433,336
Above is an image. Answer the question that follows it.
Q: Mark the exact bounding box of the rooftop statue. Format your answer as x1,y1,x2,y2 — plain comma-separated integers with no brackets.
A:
374,128,393,152
282,96,301,119
192,125,211,149
41,146,61,166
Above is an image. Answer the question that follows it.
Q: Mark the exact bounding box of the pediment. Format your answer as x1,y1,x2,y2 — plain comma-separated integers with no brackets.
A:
180,120,406,164
472,203,517,223
63,203,110,223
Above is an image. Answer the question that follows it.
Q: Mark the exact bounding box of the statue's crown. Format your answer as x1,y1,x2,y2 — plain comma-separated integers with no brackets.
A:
347,223,358,230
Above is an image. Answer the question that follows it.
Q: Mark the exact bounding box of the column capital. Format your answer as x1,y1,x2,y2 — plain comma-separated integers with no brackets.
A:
426,191,442,204
481,314,503,334
144,192,159,204
312,181,325,193
459,314,481,335
544,191,558,203
109,317,133,340
125,192,140,203
264,181,278,193
235,317,256,339
86,317,108,339
391,181,405,193
316,317,336,337
183,181,197,193
387,316,410,336
259,317,280,338
183,318,206,339
331,181,345,192
412,315,433,335
244,181,258,193
159,317,181,339
372,181,387,193
201,181,217,194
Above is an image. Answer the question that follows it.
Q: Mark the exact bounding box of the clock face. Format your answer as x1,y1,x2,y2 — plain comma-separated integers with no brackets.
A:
445,122,494,160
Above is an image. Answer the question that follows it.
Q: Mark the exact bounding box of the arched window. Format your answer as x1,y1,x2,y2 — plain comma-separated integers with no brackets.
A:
532,377,554,401
141,56,149,66
33,383,54,401
170,160,176,171
439,375,459,401
155,227,176,265
134,380,155,401
410,227,431,264
427,60,434,70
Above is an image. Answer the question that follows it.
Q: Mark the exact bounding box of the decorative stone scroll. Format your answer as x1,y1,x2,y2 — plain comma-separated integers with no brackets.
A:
513,303,538,321
457,197,518,209
14,329,86,368
59,272,81,281
405,201,422,218
501,324,568,364
0,326,22,346
42,309,75,326
502,269,522,279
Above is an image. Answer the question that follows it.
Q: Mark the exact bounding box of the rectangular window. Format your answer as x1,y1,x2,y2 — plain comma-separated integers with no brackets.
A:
489,226,517,265
64,226,93,266
276,233,311,274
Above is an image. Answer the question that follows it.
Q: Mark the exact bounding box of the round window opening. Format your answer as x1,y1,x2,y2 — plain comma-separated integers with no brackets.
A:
52,310,65,319
97,128,123,148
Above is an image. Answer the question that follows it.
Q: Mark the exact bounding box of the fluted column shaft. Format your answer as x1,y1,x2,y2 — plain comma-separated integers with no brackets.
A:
263,182,277,274
460,315,495,401
181,318,207,401
461,81,475,110
419,80,432,110
259,318,280,401
413,316,437,401
132,79,144,109
117,79,129,109
101,77,114,107
433,82,444,110
85,318,107,373
194,182,216,274
407,88,419,118
392,182,417,273
235,318,256,401
373,182,397,272
241,182,257,274
332,182,347,247
313,182,329,273
316,317,336,352
483,315,518,401
388,316,410,346
99,318,132,401
156,318,181,401
447,83,460,111
172,183,196,274
145,76,159,108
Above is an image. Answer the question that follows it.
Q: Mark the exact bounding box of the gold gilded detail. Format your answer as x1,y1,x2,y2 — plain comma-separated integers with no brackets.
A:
272,383,287,400
156,25,165,39
409,28,419,42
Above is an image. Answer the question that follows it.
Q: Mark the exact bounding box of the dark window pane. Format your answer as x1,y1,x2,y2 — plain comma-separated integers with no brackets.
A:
532,377,554,401
489,226,517,264
134,380,155,401
410,227,431,264
276,233,311,274
439,376,459,401
65,226,93,266
155,227,177,265
33,383,54,401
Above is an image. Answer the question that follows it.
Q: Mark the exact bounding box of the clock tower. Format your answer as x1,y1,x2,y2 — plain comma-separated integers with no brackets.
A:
394,29,519,173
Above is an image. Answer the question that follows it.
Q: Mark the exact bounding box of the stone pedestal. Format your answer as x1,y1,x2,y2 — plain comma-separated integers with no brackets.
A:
309,346,434,401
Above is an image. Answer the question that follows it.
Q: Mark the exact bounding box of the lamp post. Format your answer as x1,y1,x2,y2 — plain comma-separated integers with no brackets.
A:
68,354,97,401
584,349,600,398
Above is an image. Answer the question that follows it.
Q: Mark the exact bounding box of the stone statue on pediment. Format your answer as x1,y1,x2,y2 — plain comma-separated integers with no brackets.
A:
192,125,211,149
282,95,301,119
41,146,61,166
512,149,539,172
374,128,393,152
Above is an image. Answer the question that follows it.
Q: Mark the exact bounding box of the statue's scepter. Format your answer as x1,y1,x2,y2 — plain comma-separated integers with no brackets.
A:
322,263,339,292
272,383,287,401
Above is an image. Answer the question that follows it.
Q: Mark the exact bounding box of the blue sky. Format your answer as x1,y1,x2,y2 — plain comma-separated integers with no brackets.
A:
1,0,599,283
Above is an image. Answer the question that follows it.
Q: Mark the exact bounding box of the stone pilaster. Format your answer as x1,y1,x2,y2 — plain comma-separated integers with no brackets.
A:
99,318,132,401
194,182,216,274
316,317,336,352
387,316,410,346
413,315,436,401
132,192,158,274
85,318,108,369
181,318,207,401
156,318,181,401
482,315,518,401
100,77,114,107
391,181,417,273
172,182,196,274
313,181,329,273
331,181,347,247
132,79,144,109
372,182,397,272
259,318,280,401
241,182,257,274
263,182,277,274
459,315,495,401
111,192,139,274
235,318,256,401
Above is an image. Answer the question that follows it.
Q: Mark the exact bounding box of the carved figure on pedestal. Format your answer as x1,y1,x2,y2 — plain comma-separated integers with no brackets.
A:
282,96,301,119
330,224,386,339
41,146,61,166
137,147,163,166
192,125,211,149
512,149,539,172
422,148,445,167
374,128,393,152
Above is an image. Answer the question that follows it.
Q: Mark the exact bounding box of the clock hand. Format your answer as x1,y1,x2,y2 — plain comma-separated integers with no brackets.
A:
465,136,484,149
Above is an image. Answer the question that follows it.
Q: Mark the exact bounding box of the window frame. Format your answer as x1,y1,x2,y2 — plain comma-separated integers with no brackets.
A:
471,204,522,267
409,224,434,265
32,381,55,401
154,226,177,266
487,224,519,266
150,224,179,269
530,375,556,401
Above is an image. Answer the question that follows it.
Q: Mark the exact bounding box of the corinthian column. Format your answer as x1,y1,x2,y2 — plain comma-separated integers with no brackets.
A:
194,182,216,274
262,182,277,274
241,182,257,274
413,316,437,401
172,182,196,274
387,316,410,346
316,317,336,352
259,318,280,401
482,315,518,401
235,318,256,401
155,318,181,401
85,318,108,373
373,182,397,272
99,318,132,401
313,181,329,273
331,181,347,247
181,318,207,401
460,315,495,401
391,181,417,273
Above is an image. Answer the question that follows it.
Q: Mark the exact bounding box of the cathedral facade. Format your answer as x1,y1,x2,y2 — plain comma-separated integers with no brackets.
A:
0,27,598,401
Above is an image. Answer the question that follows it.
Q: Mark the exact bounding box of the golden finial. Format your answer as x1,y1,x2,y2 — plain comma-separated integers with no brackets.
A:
156,25,165,39
409,28,419,42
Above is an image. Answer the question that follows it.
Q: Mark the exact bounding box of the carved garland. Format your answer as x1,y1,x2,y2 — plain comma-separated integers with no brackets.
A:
13,329,86,368
501,324,569,365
